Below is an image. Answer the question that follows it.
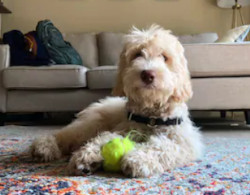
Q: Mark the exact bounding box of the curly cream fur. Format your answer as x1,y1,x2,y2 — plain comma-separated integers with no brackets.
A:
30,24,203,177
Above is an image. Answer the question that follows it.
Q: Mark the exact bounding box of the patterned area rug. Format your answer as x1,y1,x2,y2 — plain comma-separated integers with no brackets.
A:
0,126,249,195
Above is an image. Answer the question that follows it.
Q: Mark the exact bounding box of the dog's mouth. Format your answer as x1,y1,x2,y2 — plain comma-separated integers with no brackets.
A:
142,83,157,89
136,82,165,92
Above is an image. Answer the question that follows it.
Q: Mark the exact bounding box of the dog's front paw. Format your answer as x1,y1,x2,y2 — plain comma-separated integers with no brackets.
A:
30,135,61,162
121,151,164,178
67,146,103,176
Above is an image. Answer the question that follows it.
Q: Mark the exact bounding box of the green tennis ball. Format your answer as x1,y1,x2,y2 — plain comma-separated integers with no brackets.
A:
101,136,134,172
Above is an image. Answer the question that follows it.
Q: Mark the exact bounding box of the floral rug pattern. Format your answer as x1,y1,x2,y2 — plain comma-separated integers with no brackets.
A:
0,126,249,194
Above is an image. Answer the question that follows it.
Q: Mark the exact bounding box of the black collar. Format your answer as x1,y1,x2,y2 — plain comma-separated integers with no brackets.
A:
127,112,183,127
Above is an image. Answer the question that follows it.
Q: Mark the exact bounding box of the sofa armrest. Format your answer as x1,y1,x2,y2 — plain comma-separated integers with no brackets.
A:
184,43,250,77
0,44,10,70
0,45,10,112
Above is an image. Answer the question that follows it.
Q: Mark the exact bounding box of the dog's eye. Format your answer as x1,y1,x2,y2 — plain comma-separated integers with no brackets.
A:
134,51,143,59
162,54,168,62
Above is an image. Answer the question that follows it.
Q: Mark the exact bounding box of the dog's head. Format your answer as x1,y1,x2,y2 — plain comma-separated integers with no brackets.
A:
112,25,193,108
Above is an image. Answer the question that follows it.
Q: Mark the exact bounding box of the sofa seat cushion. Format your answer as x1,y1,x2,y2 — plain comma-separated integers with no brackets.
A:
87,66,117,89
3,65,88,89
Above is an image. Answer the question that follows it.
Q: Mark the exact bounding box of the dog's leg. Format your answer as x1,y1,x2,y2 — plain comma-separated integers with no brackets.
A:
30,117,104,162
30,97,126,162
67,131,122,176
121,141,165,178
121,132,203,177
121,139,181,177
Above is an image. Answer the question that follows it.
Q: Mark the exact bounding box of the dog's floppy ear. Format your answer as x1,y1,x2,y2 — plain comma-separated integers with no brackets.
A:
112,49,127,96
172,42,193,103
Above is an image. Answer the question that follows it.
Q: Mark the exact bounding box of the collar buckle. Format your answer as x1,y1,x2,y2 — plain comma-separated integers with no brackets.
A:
147,117,157,128
176,118,182,125
176,118,179,125
128,112,133,121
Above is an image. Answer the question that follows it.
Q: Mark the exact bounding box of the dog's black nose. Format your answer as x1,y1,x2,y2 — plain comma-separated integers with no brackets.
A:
140,70,155,85
82,168,90,174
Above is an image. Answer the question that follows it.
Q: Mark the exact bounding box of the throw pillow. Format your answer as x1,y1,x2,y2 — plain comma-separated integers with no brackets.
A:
216,25,250,43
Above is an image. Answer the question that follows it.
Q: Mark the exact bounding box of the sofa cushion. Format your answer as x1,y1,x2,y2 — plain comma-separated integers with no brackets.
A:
97,32,125,66
3,65,88,89
216,25,250,43
63,33,98,68
97,32,218,67
87,66,117,89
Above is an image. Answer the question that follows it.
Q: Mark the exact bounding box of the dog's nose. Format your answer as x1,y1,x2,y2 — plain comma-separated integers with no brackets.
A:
140,70,155,85
82,168,90,174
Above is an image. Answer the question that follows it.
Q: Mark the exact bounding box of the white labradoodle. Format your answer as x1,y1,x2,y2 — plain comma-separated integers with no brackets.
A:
30,25,203,177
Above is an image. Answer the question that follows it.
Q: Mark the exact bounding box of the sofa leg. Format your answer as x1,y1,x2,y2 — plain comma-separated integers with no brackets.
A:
0,112,6,126
220,111,226,118
244,111,250,125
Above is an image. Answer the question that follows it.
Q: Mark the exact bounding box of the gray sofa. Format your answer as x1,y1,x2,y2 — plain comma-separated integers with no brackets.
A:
1,32,250,125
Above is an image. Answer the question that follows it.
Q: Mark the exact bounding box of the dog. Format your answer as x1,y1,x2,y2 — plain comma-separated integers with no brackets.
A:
30,25,203,178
